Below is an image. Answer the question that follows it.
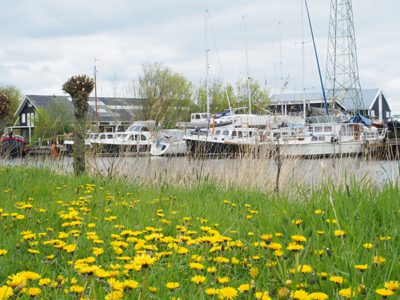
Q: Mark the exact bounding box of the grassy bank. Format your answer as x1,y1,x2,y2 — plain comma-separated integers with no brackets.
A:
0,167,399,299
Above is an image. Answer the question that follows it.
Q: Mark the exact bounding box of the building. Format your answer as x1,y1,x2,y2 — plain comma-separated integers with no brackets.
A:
270,88,391,121
12,95,144,142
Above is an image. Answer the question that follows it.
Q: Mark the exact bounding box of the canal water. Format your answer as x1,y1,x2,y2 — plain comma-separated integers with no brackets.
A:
2,155,399,192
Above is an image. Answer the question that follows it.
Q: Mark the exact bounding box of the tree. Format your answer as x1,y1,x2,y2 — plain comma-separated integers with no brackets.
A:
0,85,22,126
62,75,94,176
33,100,74,142
0,93,11,136
196,80,236,113
137,63,194,127
235,78,270,114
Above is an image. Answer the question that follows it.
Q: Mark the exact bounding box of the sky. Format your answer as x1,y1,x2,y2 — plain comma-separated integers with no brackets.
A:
0,0,399,112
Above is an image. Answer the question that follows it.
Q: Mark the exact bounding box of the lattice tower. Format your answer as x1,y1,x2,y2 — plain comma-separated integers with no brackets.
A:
325,0,364,112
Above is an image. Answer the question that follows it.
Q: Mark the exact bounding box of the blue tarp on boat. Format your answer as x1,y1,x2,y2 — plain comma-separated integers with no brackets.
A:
349,112,372,126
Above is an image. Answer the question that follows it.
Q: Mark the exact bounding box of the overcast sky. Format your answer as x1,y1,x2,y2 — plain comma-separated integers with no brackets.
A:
0,0,399,112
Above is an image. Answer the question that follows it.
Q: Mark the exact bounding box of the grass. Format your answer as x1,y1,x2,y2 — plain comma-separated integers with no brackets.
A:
0,166,399,299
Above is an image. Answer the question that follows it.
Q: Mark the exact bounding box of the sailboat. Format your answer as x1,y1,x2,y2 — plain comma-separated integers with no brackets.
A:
262,0,387,158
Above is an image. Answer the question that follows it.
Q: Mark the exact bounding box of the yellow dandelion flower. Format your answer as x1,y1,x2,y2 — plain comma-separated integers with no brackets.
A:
314,209,324,215
217,276,230,284
122,280,139,289
297,264,313,274
308,292,329,299
166,282,180,291
261,234,273,242
207,266,217,274
0,249,7,256
355,264,368,271
376,288,394,297
250,267,259,278
191,275,206,284
24,287,41,297
291,235,307,242
374,256,386,265
287,243,304,252
329,276,344,285
219,286,238,299
255,291,272,299
189,262,204,270
339,288,356,299
39,278,52,286
363,242,373,249
334,230,346,237
384,281,399,291
238,284,251,293
292,289,308,300
0,286,13,299
205,288,219,295
70,285,84,293
268,242,282,250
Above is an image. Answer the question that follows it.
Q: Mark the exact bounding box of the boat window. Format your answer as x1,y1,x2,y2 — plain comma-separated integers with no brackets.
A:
324,126,332,132
249,131,253,137
141,127,149,132
315,127,323,133
201,114,208,119
242,131,248,138
215,130,221,135
140,135,146,141
238,131,243,138
232,131,237,138
130,135,137,141
107,134,113,139
222,130,229,136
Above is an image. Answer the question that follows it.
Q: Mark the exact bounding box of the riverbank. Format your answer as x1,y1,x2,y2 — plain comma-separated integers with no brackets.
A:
0,167,399,298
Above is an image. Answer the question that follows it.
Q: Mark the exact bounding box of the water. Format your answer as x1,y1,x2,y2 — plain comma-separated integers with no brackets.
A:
2,155,399,191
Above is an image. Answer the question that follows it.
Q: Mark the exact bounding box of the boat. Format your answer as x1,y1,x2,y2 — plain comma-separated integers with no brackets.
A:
263,122,387,157
90,121,154,154
0,133,27,158
150,129,187,156
184,125,261,157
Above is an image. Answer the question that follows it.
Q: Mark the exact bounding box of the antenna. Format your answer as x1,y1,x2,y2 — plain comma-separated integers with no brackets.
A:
325,0,364,114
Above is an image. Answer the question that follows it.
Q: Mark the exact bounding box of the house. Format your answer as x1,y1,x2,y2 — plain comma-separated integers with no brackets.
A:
12,95,144,142
270,88,391,121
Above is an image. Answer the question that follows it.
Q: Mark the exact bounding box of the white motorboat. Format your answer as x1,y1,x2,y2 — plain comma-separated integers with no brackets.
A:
263,122,386,157
150,129,187,156
184,125,261,156
91,121,154,154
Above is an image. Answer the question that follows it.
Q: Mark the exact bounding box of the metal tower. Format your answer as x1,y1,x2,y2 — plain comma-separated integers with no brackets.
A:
325,0,364,113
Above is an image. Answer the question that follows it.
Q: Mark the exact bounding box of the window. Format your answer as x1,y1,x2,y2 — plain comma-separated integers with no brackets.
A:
222,130,229,136
370,110,376,118
141,135,147,141
386,111,391,118
21,113,26,124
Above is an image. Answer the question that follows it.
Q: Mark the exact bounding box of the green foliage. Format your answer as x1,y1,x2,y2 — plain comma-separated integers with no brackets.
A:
235,78,270,114
137,63,194,127
0,85,22,125
196,80,235,113
32,101,75,141
0,167,399,298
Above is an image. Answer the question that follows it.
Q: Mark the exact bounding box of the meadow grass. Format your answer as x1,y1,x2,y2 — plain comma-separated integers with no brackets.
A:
0,166,399,299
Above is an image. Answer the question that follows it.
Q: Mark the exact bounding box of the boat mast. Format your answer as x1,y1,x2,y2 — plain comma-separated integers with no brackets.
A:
301,0,306,123
304,0,329,116
242,15,251,115
279,21,284,115
94,57,99,128
205,9,210,131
